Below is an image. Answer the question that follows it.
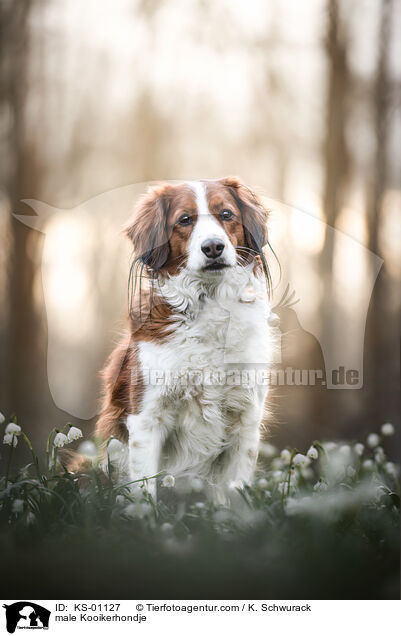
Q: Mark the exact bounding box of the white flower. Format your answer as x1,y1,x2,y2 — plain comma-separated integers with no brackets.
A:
374,447,385,463
339,444,351,456
0,412,5,425
124,502,152,519
347,466,356,478
301,467,314,481
258,442,278,458
323,441,337,452
272,470,283,481
277,481,287,495
362,459,374,470
53,432,69,447
385,462,398,476
293,453,310,468
67,426,83,442
194,501,206,510
26,512,35,525
78,440,97,458
256,477,268,489
354,443,364,456
381,422,394,436
313,480,328,492
280,449,291,464
12,499,24,514
107,438,125,460
367,433,380,448
160,522,174,535
3,432,18,447
271,457,284,470
307,446,318,460
5,422,21,436
161,474,175,488
189,477,203,492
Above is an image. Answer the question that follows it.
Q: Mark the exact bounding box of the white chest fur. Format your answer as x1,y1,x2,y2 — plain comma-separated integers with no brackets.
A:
126,266,274,493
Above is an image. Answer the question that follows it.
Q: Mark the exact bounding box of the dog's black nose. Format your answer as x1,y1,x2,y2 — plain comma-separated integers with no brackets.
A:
201,239,225,259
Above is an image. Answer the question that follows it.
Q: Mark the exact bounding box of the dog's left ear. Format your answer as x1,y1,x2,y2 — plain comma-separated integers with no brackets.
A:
220,176,268,253
125,184,172,271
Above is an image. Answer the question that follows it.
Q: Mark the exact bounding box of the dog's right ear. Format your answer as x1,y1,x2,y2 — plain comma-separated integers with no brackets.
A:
125,184,172,271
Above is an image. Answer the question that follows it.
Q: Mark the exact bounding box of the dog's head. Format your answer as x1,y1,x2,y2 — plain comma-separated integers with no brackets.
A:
125,177,269,277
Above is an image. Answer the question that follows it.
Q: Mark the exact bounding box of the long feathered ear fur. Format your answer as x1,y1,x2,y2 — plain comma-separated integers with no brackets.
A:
220,176,268,253
125,185,171,271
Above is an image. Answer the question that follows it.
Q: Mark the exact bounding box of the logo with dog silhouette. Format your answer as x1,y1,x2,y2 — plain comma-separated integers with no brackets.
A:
3,602,50,633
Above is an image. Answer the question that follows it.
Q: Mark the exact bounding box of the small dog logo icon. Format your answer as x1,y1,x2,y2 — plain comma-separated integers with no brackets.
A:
3,602,50,633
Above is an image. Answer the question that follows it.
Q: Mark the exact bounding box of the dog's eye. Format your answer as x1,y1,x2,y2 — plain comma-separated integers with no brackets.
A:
177,214,193,226
220,209,234,221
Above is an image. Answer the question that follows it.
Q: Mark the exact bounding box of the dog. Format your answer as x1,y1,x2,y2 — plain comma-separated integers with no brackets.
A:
96,176,275,503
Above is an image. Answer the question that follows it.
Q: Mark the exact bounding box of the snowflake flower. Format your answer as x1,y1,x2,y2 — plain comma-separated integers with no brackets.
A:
12,499,24,514
256,477,268,489
385,462,398,476
367,433,380,448
362,459,374,470
194,501,206,510
53,432,69,447
5,423,21,436
313,480,328,492
374,447,385,463
107,438,125,460
354,443,364,456
3,432,18,447
277,481,287,495
339,444,351,456
160,522,174,535
307,446,318,460
161,474,175,488
78,440,97,458
301,467,314,480
124,502,152,519
322,441,337,452
293,453,310,468
258,442,278,458
381,422,394,436
271,457,284,470
0,412,5,425
280,449,291,464
67,426,83,442
189,477,203,492
26,512,35,525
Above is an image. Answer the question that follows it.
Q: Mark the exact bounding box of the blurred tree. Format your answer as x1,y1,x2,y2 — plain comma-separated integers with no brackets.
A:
364,0,397,424
318,0,351,428
0,1,46,439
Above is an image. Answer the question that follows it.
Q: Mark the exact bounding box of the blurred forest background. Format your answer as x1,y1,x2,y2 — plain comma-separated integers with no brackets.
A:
0,0,400,459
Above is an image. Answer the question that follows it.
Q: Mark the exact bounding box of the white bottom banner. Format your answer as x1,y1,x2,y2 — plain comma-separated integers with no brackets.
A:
1,600,400,635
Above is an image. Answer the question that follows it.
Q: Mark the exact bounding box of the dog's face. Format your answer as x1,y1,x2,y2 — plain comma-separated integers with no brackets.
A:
126,177,268,276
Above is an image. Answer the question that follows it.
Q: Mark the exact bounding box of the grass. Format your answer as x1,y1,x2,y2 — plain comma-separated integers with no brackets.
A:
0,419,399,599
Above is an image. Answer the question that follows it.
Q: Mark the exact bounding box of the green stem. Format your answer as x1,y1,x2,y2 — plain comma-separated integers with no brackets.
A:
4,438,15,488
21,431,42,483
53,447,58,474
286,449,297,498
46,428,58,476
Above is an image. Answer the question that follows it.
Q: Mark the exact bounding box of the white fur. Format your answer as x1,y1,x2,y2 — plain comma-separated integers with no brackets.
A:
125,263,273,503
186,181,236,271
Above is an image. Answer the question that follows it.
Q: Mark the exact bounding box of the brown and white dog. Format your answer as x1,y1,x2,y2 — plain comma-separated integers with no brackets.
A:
96,177,275,502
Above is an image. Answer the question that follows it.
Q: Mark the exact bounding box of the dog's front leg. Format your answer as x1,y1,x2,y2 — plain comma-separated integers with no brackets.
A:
225,402,266,492
125,414,166,500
